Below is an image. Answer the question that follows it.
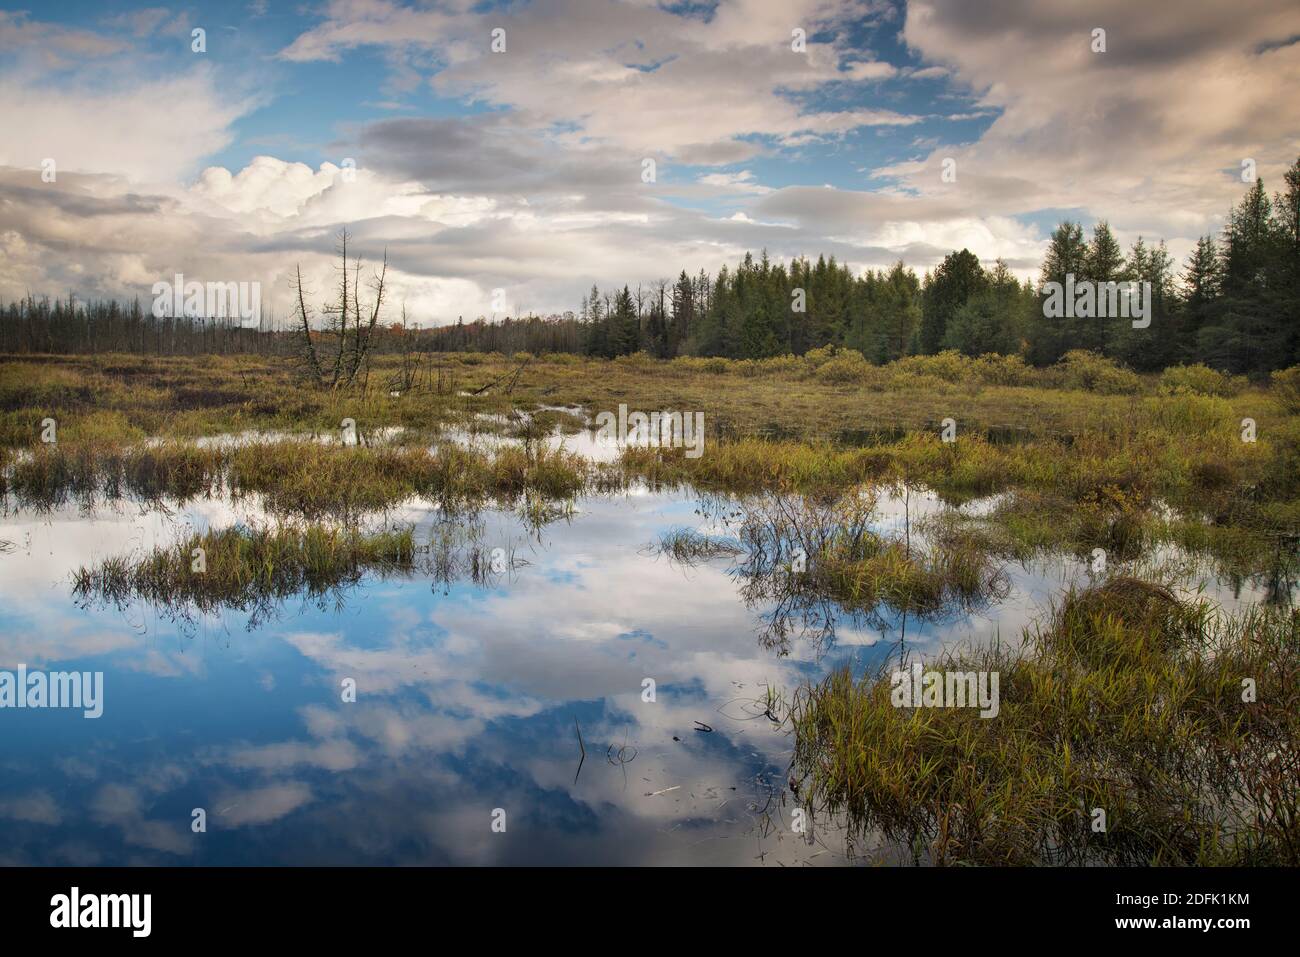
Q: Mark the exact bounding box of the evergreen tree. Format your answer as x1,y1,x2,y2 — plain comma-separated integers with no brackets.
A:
1180,234,1222,361
943,259,1021,356
1028,220,1088,365
1202,179,1284,372
612,286,640,355
919,248,986,353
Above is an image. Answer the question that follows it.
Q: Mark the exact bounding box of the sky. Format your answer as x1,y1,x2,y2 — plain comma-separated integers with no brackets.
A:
0,0,1297,325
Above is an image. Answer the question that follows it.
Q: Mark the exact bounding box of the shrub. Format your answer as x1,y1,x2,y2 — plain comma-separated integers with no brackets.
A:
1271,365,1300,413
885,372,954,394
613,351,656,370
751,354,807,378
802,345,838,369
1158,364,1245,398
1148,392,1234,435
890,350,972,382
971,353,1039,387
1055,350,1142,395
814,350,874,385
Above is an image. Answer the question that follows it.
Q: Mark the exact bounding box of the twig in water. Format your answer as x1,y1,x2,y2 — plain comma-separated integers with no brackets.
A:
573,718,586,785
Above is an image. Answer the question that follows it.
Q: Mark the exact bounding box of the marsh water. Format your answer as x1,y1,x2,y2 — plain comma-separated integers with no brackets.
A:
0,427,1285,866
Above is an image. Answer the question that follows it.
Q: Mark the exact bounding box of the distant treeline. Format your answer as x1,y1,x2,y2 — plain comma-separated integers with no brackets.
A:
0,296,291,357
4,156,1296,376
547,155,1298,375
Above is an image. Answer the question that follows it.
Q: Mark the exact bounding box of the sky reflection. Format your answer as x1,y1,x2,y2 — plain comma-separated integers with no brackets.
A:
0,483,1281,865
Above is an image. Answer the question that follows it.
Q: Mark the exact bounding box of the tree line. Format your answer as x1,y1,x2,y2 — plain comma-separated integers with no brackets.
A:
3,156,1296,376
0,295,290,357
560,155,1299,375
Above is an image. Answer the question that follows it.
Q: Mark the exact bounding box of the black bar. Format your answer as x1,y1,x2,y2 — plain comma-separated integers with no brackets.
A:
0,866,1274,942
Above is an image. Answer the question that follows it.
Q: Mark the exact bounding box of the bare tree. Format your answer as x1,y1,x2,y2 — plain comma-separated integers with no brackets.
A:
291,228,388,389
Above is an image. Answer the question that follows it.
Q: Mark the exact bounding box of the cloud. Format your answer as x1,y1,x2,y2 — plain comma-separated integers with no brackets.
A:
280,0,922,162
841,60,898,80
215,783,314,826
0,10,125,59
2,0,1298,317
0,66,253,183
220,740,364,773
89,783,190,855
896,0,1300,242
0,791,61,825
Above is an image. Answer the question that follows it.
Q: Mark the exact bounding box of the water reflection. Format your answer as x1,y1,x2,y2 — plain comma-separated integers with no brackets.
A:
0,476,1291,865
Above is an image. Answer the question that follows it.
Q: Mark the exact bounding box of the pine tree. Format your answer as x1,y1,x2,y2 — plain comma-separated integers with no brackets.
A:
919,248,986,354
1080,221,1125,354
612,286,640,355
943,259,1021,356
1179,236,1221,364
1274,157,1300,366
1029,220,1087,365
1206,179,1284,372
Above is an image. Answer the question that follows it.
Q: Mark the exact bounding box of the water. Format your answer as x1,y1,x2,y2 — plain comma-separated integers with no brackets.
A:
0,438,1283,865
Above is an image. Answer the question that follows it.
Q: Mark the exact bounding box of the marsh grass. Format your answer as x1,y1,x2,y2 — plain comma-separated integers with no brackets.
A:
4,351,1293,453
653,526,743,564
619,419,1277,511
926,486,1300,585
730,492,1011,653
6,353,1299,536
73,523,417,623
817,533,1009,617
2,437,590,517
789,577,1300,865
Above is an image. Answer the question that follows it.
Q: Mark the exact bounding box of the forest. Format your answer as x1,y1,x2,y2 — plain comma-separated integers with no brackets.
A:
3,156,1296,377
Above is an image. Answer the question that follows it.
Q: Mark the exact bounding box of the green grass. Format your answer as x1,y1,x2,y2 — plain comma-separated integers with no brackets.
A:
72,523,418,619
733,492,1010,622
3,438,590,516
788,577,1300,865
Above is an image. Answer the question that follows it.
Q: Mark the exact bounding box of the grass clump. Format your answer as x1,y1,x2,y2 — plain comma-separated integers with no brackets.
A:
73,523,416,618
735,492,1009,623
1051,350,1142,395
789,578,1300,865
2,436,590,517
653,526,743,564
1272,364,1300,413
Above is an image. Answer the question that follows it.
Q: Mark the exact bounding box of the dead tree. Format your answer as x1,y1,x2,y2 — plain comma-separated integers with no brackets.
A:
291,228,388,389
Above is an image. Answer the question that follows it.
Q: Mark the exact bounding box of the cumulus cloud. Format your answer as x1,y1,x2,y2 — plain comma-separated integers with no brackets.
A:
0,67,253,184
280,0,918,161
897,0,1300,244
0,1,1297,318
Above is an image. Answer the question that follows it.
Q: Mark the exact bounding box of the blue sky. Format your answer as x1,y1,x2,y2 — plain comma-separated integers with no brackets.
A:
1,0,1296,322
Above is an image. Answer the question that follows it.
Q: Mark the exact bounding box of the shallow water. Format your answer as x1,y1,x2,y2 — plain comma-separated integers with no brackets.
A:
0,443,1285,865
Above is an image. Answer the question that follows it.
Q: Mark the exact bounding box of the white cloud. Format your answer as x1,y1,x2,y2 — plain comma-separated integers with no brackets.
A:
1,0,1297,317
897,0,1300,241
0,67,253,183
